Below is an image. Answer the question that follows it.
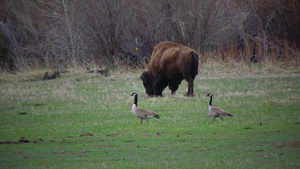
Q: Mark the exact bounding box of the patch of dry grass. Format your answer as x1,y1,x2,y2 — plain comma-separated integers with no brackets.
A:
199,58,300,80
1,60,299,83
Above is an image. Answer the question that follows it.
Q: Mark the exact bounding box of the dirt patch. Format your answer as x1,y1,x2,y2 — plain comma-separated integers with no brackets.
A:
271,141,300,148
80,133,93,137
17,112,27,115
107,133,120,137
0,137,44,144
63,133,94,138
184,132,192,135
0,141,19,144
51,151,91,156
19,137,29,143
32,138,44,143
126,140,135,143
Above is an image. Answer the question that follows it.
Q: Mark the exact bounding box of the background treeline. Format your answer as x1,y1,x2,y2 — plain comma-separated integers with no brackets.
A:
0,0,299,71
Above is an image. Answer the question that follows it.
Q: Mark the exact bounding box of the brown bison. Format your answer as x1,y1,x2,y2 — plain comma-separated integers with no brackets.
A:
140,41,199,97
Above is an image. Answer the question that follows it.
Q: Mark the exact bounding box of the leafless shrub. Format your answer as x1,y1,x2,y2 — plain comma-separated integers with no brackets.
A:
0,0,299,72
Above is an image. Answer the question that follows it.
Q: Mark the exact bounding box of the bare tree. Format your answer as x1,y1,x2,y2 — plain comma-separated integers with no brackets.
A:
0,0,298,71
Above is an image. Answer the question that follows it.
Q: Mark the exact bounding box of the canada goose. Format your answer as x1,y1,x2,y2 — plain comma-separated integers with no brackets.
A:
206,93,233,121
130,92,160,123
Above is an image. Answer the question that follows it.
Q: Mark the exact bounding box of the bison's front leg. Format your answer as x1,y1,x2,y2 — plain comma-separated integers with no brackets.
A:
168,81,179,95
153,75,168,97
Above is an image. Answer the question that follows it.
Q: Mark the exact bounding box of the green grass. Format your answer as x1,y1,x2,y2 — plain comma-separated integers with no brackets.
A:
0,70,299,168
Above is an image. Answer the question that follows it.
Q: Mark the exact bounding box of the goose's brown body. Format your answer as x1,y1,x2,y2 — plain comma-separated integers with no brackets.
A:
131,93,159,123
206,93,233,121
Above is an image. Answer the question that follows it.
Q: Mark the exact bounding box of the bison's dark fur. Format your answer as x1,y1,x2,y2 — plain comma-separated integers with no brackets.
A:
140,41,199,97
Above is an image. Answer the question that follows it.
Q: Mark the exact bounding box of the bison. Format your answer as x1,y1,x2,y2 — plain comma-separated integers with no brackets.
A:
140,41,199,97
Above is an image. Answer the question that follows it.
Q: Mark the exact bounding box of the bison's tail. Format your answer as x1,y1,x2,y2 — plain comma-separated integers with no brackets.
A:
191,51,199,78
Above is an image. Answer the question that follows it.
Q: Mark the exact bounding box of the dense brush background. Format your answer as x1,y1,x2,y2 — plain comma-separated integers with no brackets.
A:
0,0,299,72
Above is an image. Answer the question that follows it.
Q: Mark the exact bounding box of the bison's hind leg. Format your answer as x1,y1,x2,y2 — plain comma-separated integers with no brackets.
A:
182,70,194,96
184,77,194,97
182,62,196,97
187,82,194,96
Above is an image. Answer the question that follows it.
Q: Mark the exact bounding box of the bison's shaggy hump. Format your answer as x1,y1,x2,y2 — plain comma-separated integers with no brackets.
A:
141,41,199,97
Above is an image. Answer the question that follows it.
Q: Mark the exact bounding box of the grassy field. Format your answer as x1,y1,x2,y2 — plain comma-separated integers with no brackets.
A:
0,65,300,168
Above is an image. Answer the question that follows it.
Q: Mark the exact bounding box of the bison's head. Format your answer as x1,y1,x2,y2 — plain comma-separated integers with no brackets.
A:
140,71,154,96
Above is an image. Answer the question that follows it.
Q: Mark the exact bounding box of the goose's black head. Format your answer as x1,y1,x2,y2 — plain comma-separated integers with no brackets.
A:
130,92,137,97
131,92,138,107
207,93,212,97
